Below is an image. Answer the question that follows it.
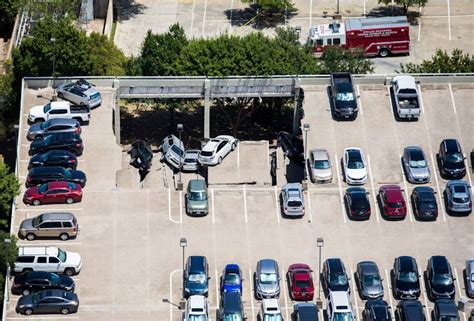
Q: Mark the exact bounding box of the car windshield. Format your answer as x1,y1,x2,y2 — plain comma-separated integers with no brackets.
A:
38,184,48,194
188,273,207,283
223,313,243,321
260,273,277,284
188,316,207,321
225,273,240,285
31,292,41,303
263,314,283,321
446,153,463,163
200,151,213,157
40,121,51,130
334,312,354,321
409,160,427,168
90,92,101,100
453,197,469,203
363,275,381,286
295,280,311,288
470,273,474,282
57,249,67,262
420,201,436,209
49,273,61,285
351,194,368,209
433,273,453,285
348,154,364,169
43,135,53,145
171,145,185,157
189,191,207,201
399,271,417,282
43,103,51,114
32,215,44,227
185,158,197,163
336,92,355,101
329,273,348,285
314,160,330,169
440,317,459,321
288,201,302,207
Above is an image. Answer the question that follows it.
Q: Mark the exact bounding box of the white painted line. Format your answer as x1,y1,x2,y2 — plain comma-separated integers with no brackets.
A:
267,141,270,171
417,6,422,42
215,268,220,309
418,268,430,318
229,0,234,33
335,153,347,223
170,269,181,321
417,85,424,114
16,208,83,211
202,0,208,36
211,188,215,224
282,269,290,321
399,154,413,222
179,190,183,223
274,186,281,224
248,269,256,321
190,0,196,37
243,185,248,224
387,86,394,117
309,0,313,27
19,160,29,163
384,269,395,313
6,318,78,320
367,155,379,223
18,242,82,246
237,143,240,168
447,0,452,40
430,153,447,222
357,85,363,116
363,0,366,15
168,189,181,224
307,189,312,223
454,268,467,321
448,84,457,114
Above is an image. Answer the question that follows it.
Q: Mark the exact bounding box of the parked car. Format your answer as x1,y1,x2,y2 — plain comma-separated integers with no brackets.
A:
16,289,79,315
218,291,245,321
343,147,368,185
57,79,102,108
410,187,437,221
254,259,280,299
183,256,209,298
28,101,90,124
444,180,472,215
26,166,86,188
27,118,81,141
28,150,78,171
259,299,283,321
23,182,82,206
402,146,430,183
198,135,238,166
308,148,333,183
14,246,82,276
378,185,407,220
183,149,200,172
362,300,391,321
280,183,305,217
293,302,319,321
128,140,153,172
437,139,466,179
425,256,456,301
391,75,421,120
183,295,209,321
356,261,384,300
326,290,355,321
433,299,459,321
395,300,425,321
330,72,358,120
29,132,83,156
19,212,79,241
344,187,371,220
287,263,314,301
391,256,420,300
322,258,350,295
12,271,75,296
220,264,243,295
277,131,304,163
466,259,474,298
185,179,209,216
160,134,185,169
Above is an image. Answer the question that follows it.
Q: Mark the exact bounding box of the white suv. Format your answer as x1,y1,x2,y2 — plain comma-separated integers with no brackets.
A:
259,299,283,321
281,183,305,217
14,246,82,276
183,295,209,321
327,291,355,321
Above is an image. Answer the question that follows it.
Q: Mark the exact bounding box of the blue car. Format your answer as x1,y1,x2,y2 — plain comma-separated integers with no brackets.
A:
183,256,209,298
220,264,243,295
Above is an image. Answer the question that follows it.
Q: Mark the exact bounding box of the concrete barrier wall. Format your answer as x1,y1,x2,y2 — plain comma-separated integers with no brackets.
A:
103,0,113,37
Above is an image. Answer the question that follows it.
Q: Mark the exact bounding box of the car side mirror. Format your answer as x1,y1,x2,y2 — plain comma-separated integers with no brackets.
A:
416,80,421,84
453,277,456,281
208,277,211,280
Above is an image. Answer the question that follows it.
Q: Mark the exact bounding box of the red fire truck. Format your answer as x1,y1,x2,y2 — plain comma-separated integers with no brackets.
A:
307,16,410,57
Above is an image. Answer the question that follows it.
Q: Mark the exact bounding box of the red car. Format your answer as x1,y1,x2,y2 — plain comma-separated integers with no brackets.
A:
23,181,82,206
378,185,406,219
287,263,314,301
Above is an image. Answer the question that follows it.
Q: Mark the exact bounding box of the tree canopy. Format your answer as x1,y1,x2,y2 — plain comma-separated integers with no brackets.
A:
400,49,474,73
0,161,20,229
377,0,428,14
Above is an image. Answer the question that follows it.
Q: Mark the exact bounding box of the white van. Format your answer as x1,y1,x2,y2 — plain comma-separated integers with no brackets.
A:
14,246,82,276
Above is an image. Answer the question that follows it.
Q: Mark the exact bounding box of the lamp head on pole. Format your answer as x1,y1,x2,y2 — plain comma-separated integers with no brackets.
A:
3,238,11,245
303,123,310,132
177,124,184,131
316,237,324,248
180,237,187,248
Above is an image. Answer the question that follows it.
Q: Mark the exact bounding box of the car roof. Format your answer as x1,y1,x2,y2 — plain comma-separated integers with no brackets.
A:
29,166,66,175
202,139,221,152
39,212,75,221
262,298,280,313
381,185,403,201
188,295,206,311
189,179,206,191
447,180,470,189
259,259,278,273
406,147,424,159
430,256,450,272
188,256,206,272
295,303,318,318
393,75,417,89
347,187,367,195
44,118,79,126
358,261,379,274
327,258,344,272
443,139,460,153
398,256,417,271
329,291,351,310
24,271,52,280
221,292,242,313
225,264,240,274
310,149,329,160
399,300,424,319
468,259,474,269
289,263,311,271
435,299,457,316
46,181,73,189
413,186,434,194
40,289,72,298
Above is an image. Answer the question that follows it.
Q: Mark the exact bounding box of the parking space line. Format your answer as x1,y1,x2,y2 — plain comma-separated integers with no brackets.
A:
215,268,220,309
267,141,270,171
399,154,413,222
418,7,422,42
454,268,467,321
243,185,248,224
229,0,234,33
211,188,215,224
202,0,208,36
367,155,379,223
179,191,183,223
430,153,447,222
334,153,347,223
307,189,312,223
237,144,240,168
190,0,196,37
282,268,290,321
447,0,452,40
357,85,363,115
418,268,430,318
16,208,83,211
248,269,255,321
274,186,281,224
6,317,78,320
169,269,181,321
384,269,395,314
350,268,361,306
387,86,394,117
448,84,457,114
309,0,313,27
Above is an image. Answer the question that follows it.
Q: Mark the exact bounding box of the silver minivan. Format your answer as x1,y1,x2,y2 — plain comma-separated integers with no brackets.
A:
19,212,79,241
186,179,209,216
160,134,185,169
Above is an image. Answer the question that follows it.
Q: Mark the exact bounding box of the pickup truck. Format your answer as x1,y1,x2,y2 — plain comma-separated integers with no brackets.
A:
14,246,82,276
28,101,90,124
330,73,358,120
391,75,421,120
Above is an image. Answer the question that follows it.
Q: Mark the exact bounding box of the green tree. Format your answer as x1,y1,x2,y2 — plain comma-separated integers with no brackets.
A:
0,0,21,23
400,49,474,73
0,232,18,270
241,0,296,18
377,0,428,14
0,161,20,229
319,47,374,74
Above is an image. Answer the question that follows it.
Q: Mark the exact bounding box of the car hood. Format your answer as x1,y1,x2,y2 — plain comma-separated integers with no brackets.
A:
223,284,241,292
66,252,82,265
19,218,35,230
25,186,39,197
70,171,86,182
362,283,383,297
59,275,76,289
30,139,45,150
346,168,366,179
28,123,43,135
257,282,279,294
17,294,34,307
313,168,332,178
395,279,419,293
409,167,429,178
185,280,208,292
29,105,45,117
432,283,455,295
187,199,207,209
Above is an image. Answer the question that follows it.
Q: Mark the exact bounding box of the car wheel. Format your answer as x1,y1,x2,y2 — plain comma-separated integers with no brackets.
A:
26,233,35,241
66,198,74,204
22,289,30,296
57,92,64,99
379,48,390,57
25,308,33,315
231,143,236,151
23,268,33,274
61,308,70,315
59,233,69,241
218,157,222,164
32,199,40,206
64,268,75,276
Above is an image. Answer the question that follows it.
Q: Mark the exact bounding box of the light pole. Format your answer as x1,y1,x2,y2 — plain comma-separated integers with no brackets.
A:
295,26,302,76
177,123,184,190
303,123,310,189
3,238,11,304
50,37,57,99
336,0,340,14
180,238,187,279
316,237,324,300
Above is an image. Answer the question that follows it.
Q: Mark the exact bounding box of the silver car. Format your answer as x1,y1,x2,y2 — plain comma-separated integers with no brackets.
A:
183,150,200,172
466,259,474,298
56,79,102,108
254,259,280,299
402,146,430,183
280,183,305,217
356,261,384,300
444,180,472,214
27,118,81,141
160,134,185,169
308,149,333,183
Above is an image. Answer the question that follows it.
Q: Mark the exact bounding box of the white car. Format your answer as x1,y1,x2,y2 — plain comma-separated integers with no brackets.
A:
343,148,367,185
327,291,355,321
182,150,200,172
198,135,238,166
258,299,283,321
183,295,209,321
281,183,305,217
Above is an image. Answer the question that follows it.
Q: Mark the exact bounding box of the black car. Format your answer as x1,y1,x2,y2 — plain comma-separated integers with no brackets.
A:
437,139,466,179
12,271,75,296
322,258,350,295
218,291,244,321
26,167,86,188
277,131,304,164
395,300,425,321
293,302,319,321
15,289,79,315
362,300,392,321
28,150,78,170
29,133,83,156
129,140,153,171
432,299,459,321
425,256,455,301
411,187,438,221
344,187,371,220
183,256,209,298
391,256,420,300
330,73,358,120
